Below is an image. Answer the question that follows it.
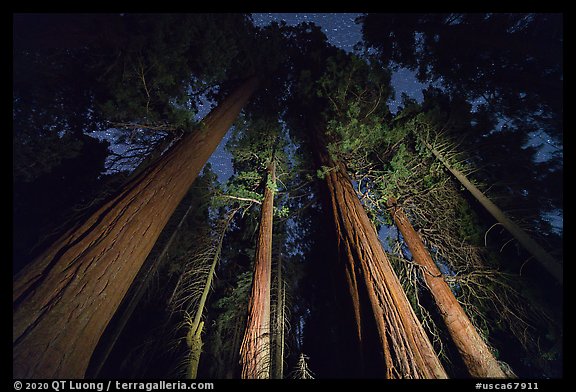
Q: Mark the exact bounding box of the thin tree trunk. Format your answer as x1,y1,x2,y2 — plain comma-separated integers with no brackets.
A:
273,255,285,379
185,210,236,379
424,141,562,285
186,321,204,379
13,77,260,378
240,160,276,379
387,199,507,378
314,135,448,379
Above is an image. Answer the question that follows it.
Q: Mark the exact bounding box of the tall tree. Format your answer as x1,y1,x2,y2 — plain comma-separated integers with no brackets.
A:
272,254,285,379
13,13,261,273
313,137,447,378
87,193,197,377
90,165,220,378
420,137,562,284
170,209,238,379
350,94,561,377
285,42,448,376
240,157,276,378
13,76,259,378
387,198,506,377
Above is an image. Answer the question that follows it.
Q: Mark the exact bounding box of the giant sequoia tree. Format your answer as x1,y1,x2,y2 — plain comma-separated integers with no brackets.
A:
387,199,505,377
11,11,308,377
239,158,276,378
347,91,562,377
13,13,562,379
285,43,448,377
13,77,259,378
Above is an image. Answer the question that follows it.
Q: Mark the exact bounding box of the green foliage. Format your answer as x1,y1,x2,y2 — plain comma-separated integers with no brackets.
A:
230,171,263,192
214,271,254,324
224,119,276,207
13,131,85,183
95,14,258,130
314,53,393,163
224,113,296,226
315,165,334,180
361,13,562,140
452,199,484,246
370,142,414,202
274,206,290,219
266,178,279,193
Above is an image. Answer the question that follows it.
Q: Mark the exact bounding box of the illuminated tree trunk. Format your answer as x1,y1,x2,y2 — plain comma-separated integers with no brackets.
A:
184,210,236,379
424,140,562,285
314,136,447,379
240,160,275,379
387,199,507,378
12,76,260,378
87,199,196,378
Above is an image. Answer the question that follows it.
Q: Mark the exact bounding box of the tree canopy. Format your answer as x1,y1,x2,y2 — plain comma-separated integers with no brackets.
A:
13,13,562,379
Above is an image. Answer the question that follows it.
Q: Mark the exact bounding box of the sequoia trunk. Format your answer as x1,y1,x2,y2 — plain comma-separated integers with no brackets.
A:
314,136,447,379
87,200,196,378
13,77,260,378
240,160,276,379
388,199,506,378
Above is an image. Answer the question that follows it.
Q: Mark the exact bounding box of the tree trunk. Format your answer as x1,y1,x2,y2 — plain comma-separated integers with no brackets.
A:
314,136,447,379
87,199,196,378
423,141,562,285
186,321,204,379
240,160,275,379
273,255,285,379
12,76,260,378
185,210,235,379
387,199,506,378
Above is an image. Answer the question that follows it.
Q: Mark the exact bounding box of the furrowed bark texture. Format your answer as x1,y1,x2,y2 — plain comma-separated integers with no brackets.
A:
424,141,562,285
87,199,196,378
240,161,276,379
388,199,506,378
13,77,260,378
315,140,447,379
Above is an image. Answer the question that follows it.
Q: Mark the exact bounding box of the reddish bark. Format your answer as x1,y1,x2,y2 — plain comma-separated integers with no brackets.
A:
315,140,448,378
388,199,506,378
240,160,276,379
13,77,260,378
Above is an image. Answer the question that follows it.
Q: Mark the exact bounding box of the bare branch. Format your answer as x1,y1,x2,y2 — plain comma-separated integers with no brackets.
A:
218,195,262,205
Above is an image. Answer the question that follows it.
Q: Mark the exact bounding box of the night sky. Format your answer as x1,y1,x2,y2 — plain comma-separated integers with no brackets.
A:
90,13,562,231
91,13,446,179
251,13,429,111
207,13,431,184
209,13,561,233
14,13,563,378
